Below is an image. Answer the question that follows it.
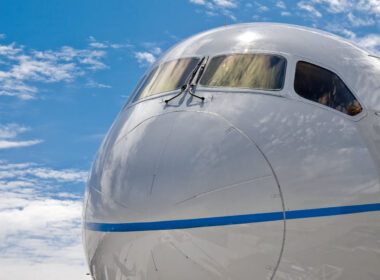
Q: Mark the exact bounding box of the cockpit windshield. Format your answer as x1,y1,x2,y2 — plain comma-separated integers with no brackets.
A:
199,54,286,90
133,57,200,102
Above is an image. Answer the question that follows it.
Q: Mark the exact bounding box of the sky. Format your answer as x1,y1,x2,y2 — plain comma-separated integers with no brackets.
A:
0,0,379,279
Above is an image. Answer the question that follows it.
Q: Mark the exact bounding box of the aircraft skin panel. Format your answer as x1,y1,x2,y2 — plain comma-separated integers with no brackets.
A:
84,91,380,279
275,211,380,280
84,103,285,279
83,23,380,279
85,109,284,221
199,92,380,279
86,221,284,280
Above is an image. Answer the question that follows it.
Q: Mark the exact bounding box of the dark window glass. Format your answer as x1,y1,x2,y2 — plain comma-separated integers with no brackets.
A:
200,53,286,90
133,57,200,102
294,61,362,116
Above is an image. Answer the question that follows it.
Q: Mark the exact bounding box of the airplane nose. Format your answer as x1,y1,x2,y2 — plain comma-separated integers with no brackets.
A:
87,110,282,222
85,110,285,279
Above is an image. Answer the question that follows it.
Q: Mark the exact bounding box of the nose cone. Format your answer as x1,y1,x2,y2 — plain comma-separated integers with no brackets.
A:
84,110,284,279
86,110,281,222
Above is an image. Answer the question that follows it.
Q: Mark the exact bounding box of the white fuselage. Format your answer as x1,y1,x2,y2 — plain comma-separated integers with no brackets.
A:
83,23,380,280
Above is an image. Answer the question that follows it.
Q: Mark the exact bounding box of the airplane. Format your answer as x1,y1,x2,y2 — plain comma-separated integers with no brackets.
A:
82,23,380,279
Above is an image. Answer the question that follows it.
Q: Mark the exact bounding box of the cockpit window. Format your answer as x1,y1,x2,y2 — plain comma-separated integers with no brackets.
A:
294,61,362,116
199,53,286,90
133,57,200,102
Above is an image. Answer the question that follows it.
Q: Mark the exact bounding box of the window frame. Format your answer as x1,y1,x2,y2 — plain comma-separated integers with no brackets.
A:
127,56,203,106
292,58,366,120
198,52,288,92
124,72,149,108
124,52,290,110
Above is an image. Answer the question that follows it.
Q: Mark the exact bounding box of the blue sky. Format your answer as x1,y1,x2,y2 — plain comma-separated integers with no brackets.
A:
0,0,379,278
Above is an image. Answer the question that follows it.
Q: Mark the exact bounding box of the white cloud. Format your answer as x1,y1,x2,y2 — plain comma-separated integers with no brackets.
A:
313,0,353,13
311,0,380,20
0,139,42,149
276,1,286,9
0,91,35,100
0,160,89,278
0,79,37,99
0,165,87,182
254,2,269,12
0,42,108,99
188,0,238,19
359,0,380,17
135,51,156,66
89,42,107,49
0,35,133,99
0,43,22,56
71,48,108,70
151,47,162,55
0,34,5,39
0,161,35,170
355,34,380,54
0,198,81,235
86,79,111,88
0,123,42,149
142,42,163,55
206,10,218,16
190,0,214,9
326,22,380,54
190,0,206,4
298,2,323,17
329,25,380,54
229,14,237,21
213,0,237,8
88,36,133,50
30,167,88,182
88,36,108,49
0,261,88,280
110,43,133,49
281,11,291,16
0,123,29,138
341,29,356,39
347,12,375,27
11,54,78,82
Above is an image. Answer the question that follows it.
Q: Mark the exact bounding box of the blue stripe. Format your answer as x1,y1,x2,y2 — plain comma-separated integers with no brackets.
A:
85,203,380,232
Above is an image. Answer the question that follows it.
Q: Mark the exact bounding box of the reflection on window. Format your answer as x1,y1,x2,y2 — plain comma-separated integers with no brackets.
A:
200,54,286,90
294,61,362,116
133,57,200,102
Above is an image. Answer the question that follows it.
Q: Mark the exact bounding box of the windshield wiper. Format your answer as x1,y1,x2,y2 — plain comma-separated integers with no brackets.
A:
165,57,207,104
188,57,208,101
